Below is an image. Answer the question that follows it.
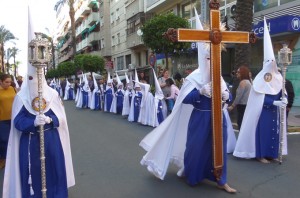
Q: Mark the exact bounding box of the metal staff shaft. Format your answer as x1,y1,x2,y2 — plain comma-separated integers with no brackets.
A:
36,65,47,197
278,64,287,164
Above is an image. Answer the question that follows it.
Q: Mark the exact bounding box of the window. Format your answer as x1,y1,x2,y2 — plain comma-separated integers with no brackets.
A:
125,54,131,68
116,8,120,20
254,0,278,12
181,0,199,19
100,16,104,26
117,56,124,70
101,38,105,49
111,12,114,24
117,33,120,45
112,36,115,46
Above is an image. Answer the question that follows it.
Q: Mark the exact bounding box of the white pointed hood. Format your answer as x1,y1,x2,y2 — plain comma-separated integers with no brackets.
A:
92,72,98,90
125,72,132,89
152,68,164,100
116,73,123,87
134,69,140,88
252,17,282,95
17,5,54,114
107,71,113,84
186,8,227,91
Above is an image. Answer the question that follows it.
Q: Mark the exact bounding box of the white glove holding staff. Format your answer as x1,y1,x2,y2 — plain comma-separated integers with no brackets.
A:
273,97,288,108
34,114,52,126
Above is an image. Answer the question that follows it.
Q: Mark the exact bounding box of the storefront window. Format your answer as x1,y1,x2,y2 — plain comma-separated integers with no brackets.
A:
254,0,278,12
182,0,200,19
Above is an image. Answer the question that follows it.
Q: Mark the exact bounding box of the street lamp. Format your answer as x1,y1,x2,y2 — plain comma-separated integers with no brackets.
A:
277,43,292,165
28,32,51,198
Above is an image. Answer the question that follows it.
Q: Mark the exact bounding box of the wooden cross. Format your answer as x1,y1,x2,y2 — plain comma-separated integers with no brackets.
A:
164,0,255,181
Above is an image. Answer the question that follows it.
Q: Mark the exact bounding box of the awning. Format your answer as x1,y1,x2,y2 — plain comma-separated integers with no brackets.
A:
88,21,99,33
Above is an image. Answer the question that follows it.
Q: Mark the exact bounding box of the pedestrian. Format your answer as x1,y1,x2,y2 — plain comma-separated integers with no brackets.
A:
0,74,16,169
158,69,171,98
3,10,75,196
165,78,180,113
110,73,125,114
128,69,143,122
227,65,252,130
90,73,101,110
122,73,134,116
233,18,288,164
140,14,236,193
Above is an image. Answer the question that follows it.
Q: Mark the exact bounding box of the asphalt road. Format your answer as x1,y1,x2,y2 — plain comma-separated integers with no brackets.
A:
1,100,300,198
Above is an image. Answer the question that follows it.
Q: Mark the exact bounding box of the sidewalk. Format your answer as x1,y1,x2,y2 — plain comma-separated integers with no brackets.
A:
229,106,300,133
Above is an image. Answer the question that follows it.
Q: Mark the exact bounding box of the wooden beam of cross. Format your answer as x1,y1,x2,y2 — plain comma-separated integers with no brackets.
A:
164,0,255,181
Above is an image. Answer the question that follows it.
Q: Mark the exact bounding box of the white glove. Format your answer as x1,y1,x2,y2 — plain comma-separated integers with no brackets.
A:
222,91,229,101
281,97,288,105
34,114,46,127
44,115,52,124
199,83,211,98
273,100,287,108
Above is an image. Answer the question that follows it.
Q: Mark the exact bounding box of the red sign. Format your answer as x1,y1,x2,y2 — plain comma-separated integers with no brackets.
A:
105,61,114,69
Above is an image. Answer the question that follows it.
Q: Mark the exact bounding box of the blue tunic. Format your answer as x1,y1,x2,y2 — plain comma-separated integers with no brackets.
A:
68,88,74,100
0,120,11,158
104,88,113,112
14,106,67,198
82,90,89,108
157,100,164,124
94,92,101,110
133,92,143,122
116,90,124,114
255,91,281,159
182,88,228,186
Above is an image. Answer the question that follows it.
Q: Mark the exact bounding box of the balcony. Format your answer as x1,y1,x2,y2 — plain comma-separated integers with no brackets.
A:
126,33,144,49
87,12,99,26
76,42,82,52
88,32,101,44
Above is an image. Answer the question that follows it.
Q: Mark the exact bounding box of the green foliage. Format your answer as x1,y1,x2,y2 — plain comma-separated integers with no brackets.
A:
46,69,59,79
74,54,105,73
141,12,190,54
57,61,76,77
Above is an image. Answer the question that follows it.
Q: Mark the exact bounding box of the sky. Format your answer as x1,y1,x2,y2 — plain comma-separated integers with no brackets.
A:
0,0,57,76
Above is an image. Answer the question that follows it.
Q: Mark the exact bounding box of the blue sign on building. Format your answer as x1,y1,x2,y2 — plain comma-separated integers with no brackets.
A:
252,15,300,37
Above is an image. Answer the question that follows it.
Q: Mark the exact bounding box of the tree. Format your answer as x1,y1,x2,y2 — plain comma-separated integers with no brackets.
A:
54,0,76,59
0,25,16,73
57,61,76,77
74,54,105,76
5,48,13,74
10,46,20,77
234,0,254,69
141,12,190,69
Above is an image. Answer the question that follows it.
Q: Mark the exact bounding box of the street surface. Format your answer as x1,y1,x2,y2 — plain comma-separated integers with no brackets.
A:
0,100,299,198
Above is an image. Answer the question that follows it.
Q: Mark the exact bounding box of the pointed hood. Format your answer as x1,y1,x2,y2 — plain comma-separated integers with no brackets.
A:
92,72,98,90
115,73,123,87
134,69,140,88
17,5,54,114
186,8,226,92
107,71,113,84
152,68,164,100
195,8,210,84
252,17,282,94
125,72,130,84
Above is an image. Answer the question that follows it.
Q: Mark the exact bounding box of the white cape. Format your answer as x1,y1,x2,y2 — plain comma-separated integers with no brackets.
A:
233,88,287,158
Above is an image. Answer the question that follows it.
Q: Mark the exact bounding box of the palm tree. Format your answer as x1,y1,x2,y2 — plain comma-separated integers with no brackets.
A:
10,46,20,77
54,0,76,59
234,0,254,69
0,25,16,73
5,48,13,74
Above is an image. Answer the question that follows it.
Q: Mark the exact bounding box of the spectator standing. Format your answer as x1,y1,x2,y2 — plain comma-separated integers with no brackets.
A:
0,74,16,169
227,66,252,130
158,69,171,97
165,78,180,113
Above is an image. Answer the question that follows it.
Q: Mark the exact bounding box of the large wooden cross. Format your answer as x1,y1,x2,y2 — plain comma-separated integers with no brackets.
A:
164,0,255,181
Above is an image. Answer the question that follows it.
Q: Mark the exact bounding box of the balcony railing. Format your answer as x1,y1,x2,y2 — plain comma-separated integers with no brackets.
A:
88,32,101,43
87,12,99,25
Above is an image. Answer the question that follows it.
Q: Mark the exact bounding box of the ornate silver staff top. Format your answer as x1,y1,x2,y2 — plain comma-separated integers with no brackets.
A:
28,32,51,198
277,43,292,164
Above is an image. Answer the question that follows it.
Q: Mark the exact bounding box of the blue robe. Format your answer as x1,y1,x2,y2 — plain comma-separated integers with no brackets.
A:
182,88,228,186
94,92,101,110
104,88,113,112
68,88,74,100
133,92,143,122
14,106,67,198
157,100,164,124
0,120,11,158
116,90,124,114
255,91,281,159
82,90,89,108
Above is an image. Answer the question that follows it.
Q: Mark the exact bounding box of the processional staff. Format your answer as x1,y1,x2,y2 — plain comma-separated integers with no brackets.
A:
164,0,256,181
28,32,51,198
278,44,292,164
